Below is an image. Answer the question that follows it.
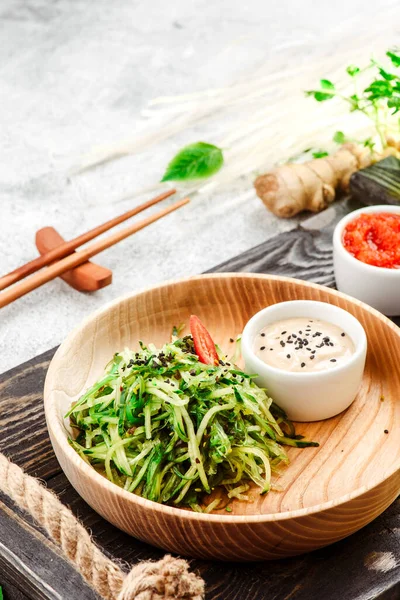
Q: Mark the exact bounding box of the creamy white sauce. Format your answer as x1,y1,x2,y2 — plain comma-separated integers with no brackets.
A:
254,317,355,373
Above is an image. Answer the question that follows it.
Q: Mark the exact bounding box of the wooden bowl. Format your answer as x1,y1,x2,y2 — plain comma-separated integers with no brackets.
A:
44,274,400,561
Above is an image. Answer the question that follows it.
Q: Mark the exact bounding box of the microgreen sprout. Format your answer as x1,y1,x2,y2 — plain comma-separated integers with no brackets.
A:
306,48,400,149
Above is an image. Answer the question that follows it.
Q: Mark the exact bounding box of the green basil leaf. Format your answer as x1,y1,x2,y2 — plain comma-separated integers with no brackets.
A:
387,50,400,67
161,142,224,182
346,65,360,77
320,79,335,89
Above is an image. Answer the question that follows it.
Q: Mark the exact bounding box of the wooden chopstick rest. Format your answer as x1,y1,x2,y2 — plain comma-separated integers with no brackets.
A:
0,196,189,309
0,188,176,293
35,227,112,292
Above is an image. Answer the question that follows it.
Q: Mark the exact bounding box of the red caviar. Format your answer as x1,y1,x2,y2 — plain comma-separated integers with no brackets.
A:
343,212,400,269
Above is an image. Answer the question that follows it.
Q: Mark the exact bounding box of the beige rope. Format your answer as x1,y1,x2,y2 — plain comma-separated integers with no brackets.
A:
0,453,204,600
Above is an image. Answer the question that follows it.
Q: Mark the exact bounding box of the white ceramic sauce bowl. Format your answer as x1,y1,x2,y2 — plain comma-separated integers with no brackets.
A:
241,300,367,422
333,204,400,316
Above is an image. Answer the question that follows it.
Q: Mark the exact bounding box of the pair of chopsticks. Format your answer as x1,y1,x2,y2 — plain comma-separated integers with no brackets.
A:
0,190,189,309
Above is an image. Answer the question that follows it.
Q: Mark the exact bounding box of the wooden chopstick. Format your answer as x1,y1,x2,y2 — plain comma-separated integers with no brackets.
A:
0,197,189,309
0,188,176,292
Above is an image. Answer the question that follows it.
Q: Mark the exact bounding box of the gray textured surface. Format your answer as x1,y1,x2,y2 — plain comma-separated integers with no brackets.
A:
1,0,399,371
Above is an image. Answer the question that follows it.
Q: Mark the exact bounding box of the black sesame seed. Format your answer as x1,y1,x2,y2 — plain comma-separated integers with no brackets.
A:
330,359,337,362
281,330,287,335
287,340,293,344
341,332,345,337
312,350,316,354
287,354,291,359
229,337,234,343
301,362,306,368
261,332,266,337
299,330,303,334
280,341,285,347
260,346,265,351
292,334,297,338
310,356,315,360
270,348,273,351
384,429,389,434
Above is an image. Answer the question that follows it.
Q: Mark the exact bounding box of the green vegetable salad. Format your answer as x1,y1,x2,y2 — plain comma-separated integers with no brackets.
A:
66,331,318,512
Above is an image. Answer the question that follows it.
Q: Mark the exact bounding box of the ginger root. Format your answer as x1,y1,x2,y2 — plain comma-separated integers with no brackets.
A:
254,143,374,218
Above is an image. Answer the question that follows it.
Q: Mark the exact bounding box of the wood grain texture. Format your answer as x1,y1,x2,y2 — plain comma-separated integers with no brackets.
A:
210,197,364,286
1,197,400,598
1,581,31,600
0,491,98,600
44,273,400,561
0,327,399,597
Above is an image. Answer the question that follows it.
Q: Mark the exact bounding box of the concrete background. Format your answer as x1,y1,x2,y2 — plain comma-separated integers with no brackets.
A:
1,0,399,371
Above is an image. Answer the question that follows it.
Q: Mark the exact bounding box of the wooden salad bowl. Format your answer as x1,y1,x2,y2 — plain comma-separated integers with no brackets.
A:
44,274,400,561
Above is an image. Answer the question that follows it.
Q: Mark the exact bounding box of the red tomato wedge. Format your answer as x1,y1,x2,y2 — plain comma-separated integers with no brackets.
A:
189,315,219,366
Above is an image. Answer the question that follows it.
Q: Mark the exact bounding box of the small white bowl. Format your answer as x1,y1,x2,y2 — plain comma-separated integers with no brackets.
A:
333,204,400,316
241,300,367,422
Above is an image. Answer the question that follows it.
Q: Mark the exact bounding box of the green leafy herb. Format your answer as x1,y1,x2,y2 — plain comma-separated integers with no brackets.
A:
363,137,376,151
0,586,3,600
346,65,360,77
333,131,347,145
320,79,335,90
161,142,224,182
305,90,335,102
287,147,329,162
311,150,329,158
306,48,400,147
387,50,400,67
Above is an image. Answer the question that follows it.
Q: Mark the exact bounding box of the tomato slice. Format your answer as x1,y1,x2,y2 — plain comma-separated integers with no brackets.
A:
189,315,219,366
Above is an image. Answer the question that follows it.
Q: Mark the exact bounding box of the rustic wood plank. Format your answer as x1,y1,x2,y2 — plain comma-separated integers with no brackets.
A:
0,492,99,600
0,349,60,481
1,581,30,600
38,469,400,600
0,197,399,599
210,197,364,285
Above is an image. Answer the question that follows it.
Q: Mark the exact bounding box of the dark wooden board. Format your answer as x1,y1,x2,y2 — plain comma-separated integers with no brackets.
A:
1,197,399,600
